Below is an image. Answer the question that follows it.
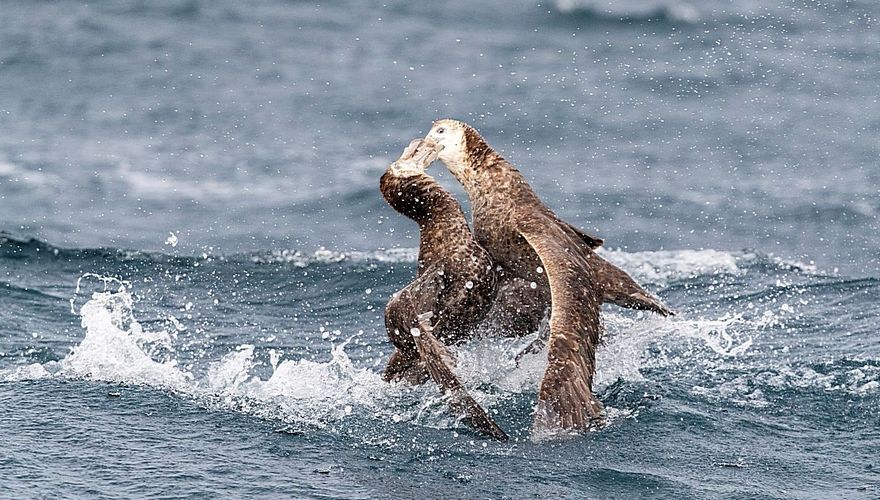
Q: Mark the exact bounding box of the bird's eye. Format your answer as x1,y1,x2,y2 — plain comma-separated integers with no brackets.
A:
436,127,445,134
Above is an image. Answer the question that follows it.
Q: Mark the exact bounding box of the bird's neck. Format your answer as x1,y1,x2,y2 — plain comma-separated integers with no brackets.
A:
450,150,535,215
379,171,473,266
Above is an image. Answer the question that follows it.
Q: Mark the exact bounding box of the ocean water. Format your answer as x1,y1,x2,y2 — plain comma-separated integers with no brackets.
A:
1,0,878,498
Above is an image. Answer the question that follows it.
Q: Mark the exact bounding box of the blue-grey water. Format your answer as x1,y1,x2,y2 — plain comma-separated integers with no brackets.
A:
1,0,878,498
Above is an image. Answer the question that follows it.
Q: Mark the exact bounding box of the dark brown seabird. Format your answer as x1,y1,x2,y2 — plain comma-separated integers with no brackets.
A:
423,119,675,432
379,139,506,440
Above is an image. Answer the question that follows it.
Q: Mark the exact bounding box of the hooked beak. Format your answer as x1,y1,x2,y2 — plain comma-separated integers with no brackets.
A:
418,138,443,167
387,138,445,178
395,138,443,168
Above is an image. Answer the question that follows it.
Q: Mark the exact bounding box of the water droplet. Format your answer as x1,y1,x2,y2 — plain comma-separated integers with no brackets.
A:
165,232,179,247
530,282,537,289
465,281,474,289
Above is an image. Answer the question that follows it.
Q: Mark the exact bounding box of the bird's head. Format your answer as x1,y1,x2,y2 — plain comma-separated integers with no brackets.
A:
424,119,473,175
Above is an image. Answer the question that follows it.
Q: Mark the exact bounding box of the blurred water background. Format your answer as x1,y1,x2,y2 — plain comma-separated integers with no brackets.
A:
1,0,878,498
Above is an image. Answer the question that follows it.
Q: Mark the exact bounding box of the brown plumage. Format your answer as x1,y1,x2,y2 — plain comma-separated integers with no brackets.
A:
379,139,506,440
424,119,675,432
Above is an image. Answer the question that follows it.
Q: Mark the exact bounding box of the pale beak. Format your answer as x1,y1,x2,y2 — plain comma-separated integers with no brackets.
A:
418,138,444,166
398,139,424,162
392,139,443,170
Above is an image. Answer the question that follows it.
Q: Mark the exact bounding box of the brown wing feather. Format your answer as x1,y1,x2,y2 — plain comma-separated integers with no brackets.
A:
412,313,508,441
558,220,674,316
517,215,605,433
558,219,604,249
592,253,676,316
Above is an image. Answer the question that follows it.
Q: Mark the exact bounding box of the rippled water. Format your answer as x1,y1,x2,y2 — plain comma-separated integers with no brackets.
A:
1,0,878,498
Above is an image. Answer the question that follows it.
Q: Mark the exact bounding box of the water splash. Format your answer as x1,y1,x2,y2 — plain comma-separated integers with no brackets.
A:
62,275,190,388
3,251,870,440
51,276,435,433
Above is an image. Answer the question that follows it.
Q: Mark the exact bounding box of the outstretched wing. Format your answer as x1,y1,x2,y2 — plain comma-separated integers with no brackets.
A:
592,253,676,316
517,214,605,432
559,220,674,316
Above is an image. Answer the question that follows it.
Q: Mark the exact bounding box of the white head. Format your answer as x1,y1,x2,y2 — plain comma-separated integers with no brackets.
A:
424,119,471,175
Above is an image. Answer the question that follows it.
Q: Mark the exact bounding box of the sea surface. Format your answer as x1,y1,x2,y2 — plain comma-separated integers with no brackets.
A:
1,0,878,498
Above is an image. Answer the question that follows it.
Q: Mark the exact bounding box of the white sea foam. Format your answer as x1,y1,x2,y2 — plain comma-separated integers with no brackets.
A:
252,246,743,285
118,161,278,200
116,159,357,203
597,247,741,284
0,159,62,187
692,363,880,408
0,363,51,382
1,255,867,439
250,247,419,266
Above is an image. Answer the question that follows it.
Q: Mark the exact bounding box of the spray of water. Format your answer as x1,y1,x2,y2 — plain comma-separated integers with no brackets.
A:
4,249,872,438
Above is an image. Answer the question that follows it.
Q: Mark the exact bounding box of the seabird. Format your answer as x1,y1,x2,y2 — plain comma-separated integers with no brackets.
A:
422,120,674,432
379,139,507,440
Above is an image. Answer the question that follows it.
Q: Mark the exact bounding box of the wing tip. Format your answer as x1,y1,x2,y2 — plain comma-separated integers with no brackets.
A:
633,292,676,317
412,319,508,441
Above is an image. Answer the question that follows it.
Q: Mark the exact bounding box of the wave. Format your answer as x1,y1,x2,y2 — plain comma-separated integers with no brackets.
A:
553,0,701,24
248,247,419,266
549,0,822,30
691,360,880,409
0,159,63,187
5,260,874,441
5,232,808,281
14,278,508,436
5,234,873,436
0,232,192,265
